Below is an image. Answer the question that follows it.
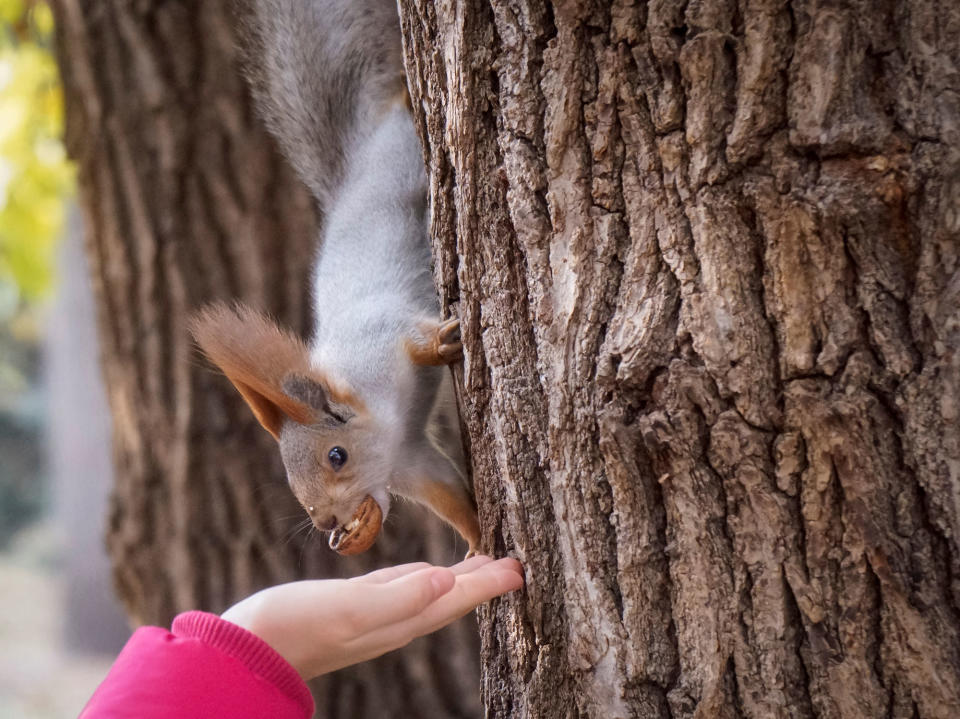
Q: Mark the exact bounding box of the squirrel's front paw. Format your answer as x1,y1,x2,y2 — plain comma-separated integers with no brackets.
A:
406,317,462,366
435,318,462,362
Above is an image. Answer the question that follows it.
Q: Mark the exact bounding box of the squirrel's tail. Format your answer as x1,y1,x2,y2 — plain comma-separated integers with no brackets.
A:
239,0,404,209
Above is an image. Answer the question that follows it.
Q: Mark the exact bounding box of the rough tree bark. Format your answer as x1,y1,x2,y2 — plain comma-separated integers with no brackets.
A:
399,0,960,717
50,1,479,717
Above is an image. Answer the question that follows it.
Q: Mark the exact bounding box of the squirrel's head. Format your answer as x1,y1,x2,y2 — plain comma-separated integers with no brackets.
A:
189,302,390,555
276,374,393,554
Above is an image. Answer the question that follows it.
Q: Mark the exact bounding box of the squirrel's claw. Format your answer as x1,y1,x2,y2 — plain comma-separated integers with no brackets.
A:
436,318,462,361
437,317,461,346
406,317,463,366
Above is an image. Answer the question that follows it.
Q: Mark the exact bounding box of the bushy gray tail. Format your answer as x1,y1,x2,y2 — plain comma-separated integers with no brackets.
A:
239,0,404,209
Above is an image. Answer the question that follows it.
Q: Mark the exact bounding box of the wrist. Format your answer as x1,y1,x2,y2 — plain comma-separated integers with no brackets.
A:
222,593,310,678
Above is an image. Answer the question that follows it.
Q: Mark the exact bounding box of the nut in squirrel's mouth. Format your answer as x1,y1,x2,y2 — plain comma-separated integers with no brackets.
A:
328,495,383,555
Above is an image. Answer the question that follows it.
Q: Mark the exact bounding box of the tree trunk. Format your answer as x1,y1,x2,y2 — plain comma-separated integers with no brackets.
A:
398,1,960,717
51,1,479,716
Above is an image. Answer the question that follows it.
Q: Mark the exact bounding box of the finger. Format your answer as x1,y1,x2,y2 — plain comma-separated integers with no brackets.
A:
343,566,456,631
474,557,523,578
366,555,492,586
448,554,494,576
352,562,433,585
349,558,523,655
351,561,524,658
408,558,524,631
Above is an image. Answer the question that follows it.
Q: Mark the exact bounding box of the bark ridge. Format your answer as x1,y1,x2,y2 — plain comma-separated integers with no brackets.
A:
398,0,960,716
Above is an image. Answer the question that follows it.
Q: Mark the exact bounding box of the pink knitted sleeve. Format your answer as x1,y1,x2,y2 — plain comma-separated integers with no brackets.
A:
78,611,314,719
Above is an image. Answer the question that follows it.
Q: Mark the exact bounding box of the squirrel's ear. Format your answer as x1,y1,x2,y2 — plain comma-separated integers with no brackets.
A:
189,303,315,439
282,374,357,425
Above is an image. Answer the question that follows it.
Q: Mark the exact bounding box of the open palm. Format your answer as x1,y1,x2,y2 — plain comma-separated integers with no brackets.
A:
221,555,524,679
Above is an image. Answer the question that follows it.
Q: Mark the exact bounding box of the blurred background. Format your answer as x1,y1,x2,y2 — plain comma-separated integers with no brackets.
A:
0,1,129,716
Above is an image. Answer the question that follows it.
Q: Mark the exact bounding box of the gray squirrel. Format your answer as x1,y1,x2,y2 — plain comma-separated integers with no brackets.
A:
190,0,480,556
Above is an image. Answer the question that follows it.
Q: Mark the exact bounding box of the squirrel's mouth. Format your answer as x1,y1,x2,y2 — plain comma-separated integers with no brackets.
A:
328,495,383,555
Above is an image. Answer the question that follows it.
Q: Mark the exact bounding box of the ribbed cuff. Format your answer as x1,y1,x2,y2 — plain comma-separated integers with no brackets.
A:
172,611,314,717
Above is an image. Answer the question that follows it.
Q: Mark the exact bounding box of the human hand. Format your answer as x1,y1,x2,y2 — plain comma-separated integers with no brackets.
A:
221,555,524,679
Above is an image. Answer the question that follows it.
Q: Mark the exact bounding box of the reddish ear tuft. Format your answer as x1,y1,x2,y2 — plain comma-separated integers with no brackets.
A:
189,302,315,439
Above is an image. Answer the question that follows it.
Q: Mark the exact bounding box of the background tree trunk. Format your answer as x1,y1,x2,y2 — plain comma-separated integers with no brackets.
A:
50,1,480,716
398,1,960,717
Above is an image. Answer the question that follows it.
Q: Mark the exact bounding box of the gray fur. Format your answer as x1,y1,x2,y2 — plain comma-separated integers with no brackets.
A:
242,0,405,207
243,0,473,543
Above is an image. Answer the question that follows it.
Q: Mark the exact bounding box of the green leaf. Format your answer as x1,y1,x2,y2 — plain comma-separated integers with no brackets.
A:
0,1,74,306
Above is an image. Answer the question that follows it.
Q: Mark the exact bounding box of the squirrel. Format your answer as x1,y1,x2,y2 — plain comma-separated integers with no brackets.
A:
189,0,480,556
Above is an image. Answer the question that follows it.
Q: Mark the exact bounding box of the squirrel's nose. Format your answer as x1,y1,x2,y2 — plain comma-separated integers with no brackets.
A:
314,514,338,531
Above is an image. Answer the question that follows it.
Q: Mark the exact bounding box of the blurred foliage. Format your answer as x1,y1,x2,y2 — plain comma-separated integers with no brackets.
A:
0,0,72,312
0,0,71,396
0,0,71,545
0,410,43,546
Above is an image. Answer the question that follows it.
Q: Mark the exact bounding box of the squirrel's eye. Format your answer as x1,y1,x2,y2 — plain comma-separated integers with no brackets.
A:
328,446,348,469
